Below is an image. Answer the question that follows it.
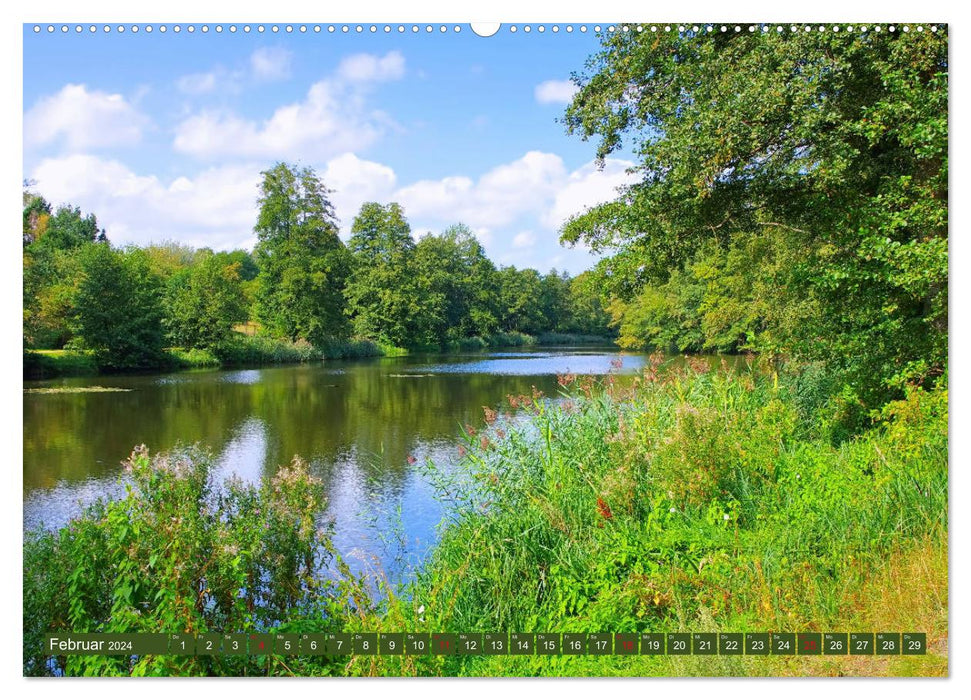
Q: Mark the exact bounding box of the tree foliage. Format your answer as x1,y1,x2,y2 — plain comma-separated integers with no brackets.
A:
254,163,352,345
71,244,167,369
563,27,947,403
164,252,248,354
344,202,420,347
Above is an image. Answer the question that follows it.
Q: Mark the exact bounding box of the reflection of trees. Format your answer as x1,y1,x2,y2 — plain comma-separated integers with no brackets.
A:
24,361,567,497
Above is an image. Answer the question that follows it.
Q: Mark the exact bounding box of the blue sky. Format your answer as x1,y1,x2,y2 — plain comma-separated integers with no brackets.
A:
23,24,638,274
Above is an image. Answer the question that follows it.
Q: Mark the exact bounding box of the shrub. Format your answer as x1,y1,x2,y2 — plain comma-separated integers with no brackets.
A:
24,446,364,676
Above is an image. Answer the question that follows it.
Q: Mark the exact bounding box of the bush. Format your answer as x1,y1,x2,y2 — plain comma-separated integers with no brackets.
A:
24,446,366,676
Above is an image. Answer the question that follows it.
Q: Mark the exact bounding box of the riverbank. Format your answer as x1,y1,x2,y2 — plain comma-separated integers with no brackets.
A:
23,332,616,379
22,337,390,379
23,358,947,676
353,358,948,676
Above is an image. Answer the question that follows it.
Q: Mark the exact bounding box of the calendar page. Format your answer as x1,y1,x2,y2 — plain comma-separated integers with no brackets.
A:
18,3,949,683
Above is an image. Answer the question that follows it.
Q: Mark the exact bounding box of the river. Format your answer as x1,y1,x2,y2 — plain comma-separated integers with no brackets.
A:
24,348,654,583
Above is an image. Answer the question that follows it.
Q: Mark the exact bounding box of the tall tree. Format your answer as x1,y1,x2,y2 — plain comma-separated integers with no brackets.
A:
568,271,613,337
71,245,166,369
496,266,546,334
253,163,351,345
538,270,573,333
562,28,947,402
35,205,106,251
410,224,501,345
22,193,105,348
345,202,419,347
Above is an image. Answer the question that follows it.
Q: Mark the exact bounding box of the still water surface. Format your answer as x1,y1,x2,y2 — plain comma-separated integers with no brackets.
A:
24,349,648,582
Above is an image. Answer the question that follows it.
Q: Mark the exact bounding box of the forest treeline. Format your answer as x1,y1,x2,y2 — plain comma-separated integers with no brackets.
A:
22,166,613,372
559,27,947,415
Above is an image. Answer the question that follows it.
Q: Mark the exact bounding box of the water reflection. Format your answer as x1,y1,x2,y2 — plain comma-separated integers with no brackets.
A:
23,349,675,580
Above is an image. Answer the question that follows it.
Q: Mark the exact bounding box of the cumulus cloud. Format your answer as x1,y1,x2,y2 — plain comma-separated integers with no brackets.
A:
24,84,147,150
322,153,398,230
250,47,293,81
29,155,261,249
543,157,638,230
535,79,579,105
395,151,567,229
26,147,634,268
391,150,635,238
173,51,404,160
336,51,405,83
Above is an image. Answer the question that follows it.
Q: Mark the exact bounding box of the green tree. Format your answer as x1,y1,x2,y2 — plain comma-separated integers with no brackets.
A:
410,223,501,345
71,245,166,369
496,266,546,334
142,241,197,280
538,270,573,333
253,163,351,345
22,192,106,348
345,202,419,347
562,28,947,403
568,271,613,337
34,205,106,251
164,252,248,353
22,190,51,246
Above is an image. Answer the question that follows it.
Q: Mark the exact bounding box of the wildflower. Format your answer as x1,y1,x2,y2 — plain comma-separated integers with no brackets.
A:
669,507,676,513
458,445,467,457
597,497,613,520
407,455,417,465
723,513,730,521
465,424,477,436
482,406,498,424
480,435,490,450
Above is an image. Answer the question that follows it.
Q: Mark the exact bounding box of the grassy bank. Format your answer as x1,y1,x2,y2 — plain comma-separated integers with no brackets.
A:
22,359,947,676
23,335,394,379
348,358,947,676
24,331,612,379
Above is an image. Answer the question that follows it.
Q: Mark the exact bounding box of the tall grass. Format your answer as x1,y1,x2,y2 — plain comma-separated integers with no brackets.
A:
23,349,98,378
351,358,947,676
216,335,386,365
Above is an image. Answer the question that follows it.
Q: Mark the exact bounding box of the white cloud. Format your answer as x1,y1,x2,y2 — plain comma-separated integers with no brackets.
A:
391,150,634,239
544,157,638,230
24,84,147,150
395,151,566,229
512,231,536,248
322,153,397,231
173,51,404,160
336,51,405,83
25,148,633,273
30,155,261,250
535,79,578,105
250,47,293,82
